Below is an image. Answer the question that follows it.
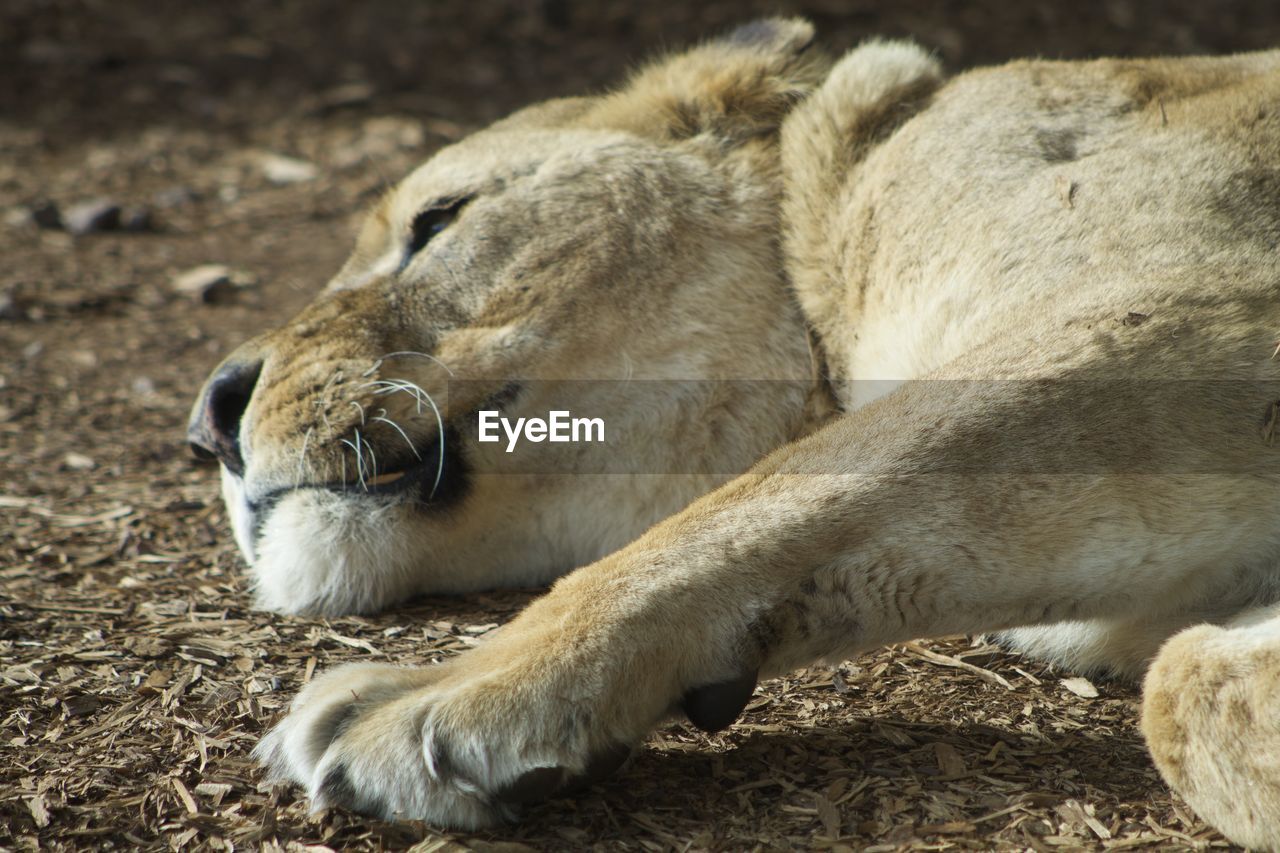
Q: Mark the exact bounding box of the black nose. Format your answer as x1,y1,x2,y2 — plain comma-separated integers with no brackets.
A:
187,360,262,477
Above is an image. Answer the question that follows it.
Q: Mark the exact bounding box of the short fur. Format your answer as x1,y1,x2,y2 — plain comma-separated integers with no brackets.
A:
189,20,1280,847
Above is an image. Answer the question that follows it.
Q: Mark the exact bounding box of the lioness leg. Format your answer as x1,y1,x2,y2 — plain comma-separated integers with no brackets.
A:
1143,604,1280,850
260,329,1280,827
995,581,1280,680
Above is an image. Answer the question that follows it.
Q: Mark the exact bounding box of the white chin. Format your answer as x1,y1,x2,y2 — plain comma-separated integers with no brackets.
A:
217,470,436,615
220,467,257,564
251,490,427,615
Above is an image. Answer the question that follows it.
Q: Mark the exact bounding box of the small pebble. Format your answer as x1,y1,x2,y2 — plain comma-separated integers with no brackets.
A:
332,117,426,169
306,81,375,115
30,201,62,229
0,291,21,320
62,198,121,235
63,452,96,471
153,186,197,208
3,207,34,229
171,264,235,303
120,206,154,232
256,152,318,185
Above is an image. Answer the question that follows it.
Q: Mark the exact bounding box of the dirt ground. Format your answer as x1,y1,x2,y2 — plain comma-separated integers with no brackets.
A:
6,1,1280,850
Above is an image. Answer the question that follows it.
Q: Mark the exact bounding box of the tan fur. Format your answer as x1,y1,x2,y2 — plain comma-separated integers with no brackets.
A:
1143,607,1280,850
190,19,1280,845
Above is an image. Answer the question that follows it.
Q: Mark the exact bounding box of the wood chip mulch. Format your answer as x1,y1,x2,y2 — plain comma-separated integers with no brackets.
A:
0,486,1230,851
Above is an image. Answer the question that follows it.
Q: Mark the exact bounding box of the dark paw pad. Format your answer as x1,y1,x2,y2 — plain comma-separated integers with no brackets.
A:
319,763,385,817
494,765,567,806
562,742,632,795
583,742,632,782
682,670,758,732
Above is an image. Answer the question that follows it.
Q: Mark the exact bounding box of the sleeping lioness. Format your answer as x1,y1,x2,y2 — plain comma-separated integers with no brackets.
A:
187,19,1280,847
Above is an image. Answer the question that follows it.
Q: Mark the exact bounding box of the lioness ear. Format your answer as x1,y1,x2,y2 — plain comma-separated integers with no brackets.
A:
587,18,828,142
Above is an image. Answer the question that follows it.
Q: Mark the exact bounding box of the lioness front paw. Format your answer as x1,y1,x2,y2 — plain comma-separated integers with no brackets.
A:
1142,622,1280,851
255,659,636,828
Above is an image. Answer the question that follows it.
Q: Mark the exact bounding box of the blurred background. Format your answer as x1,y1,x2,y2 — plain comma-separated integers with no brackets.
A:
7,0,1280,136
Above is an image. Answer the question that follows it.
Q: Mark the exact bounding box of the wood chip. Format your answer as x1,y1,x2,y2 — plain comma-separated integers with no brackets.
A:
195,782,233,807
1060,677,1100,699
903,641,1014,690
815,792,841,838
27,794,50,828
934,741,967,778
171,777,199,814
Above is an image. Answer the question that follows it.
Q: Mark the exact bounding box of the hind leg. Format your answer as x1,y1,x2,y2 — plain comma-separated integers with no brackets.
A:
995,595,1278,680
1142,602,1280,850
995,619,1179,681
996,566,1280,680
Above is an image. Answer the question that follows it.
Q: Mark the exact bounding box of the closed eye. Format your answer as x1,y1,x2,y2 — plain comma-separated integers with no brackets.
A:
404,197,470,264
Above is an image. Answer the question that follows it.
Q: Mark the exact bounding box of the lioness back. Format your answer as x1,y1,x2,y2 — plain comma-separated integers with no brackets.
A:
787,49,1280,404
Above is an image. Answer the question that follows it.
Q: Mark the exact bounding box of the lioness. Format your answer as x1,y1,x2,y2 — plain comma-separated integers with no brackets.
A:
188,19,1280,847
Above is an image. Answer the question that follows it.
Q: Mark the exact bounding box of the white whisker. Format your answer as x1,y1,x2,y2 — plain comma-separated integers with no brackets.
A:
358,379,417,405
340,436,366,489
350,400,367,425
352,377,446,499
378,351,455,376
295,426,314,489
355,428,372,487
364,432,379,482
373,415,422,460
415,387,447,501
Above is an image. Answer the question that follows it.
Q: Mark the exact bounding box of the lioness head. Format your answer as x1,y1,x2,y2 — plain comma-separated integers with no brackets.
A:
188,19,832,615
